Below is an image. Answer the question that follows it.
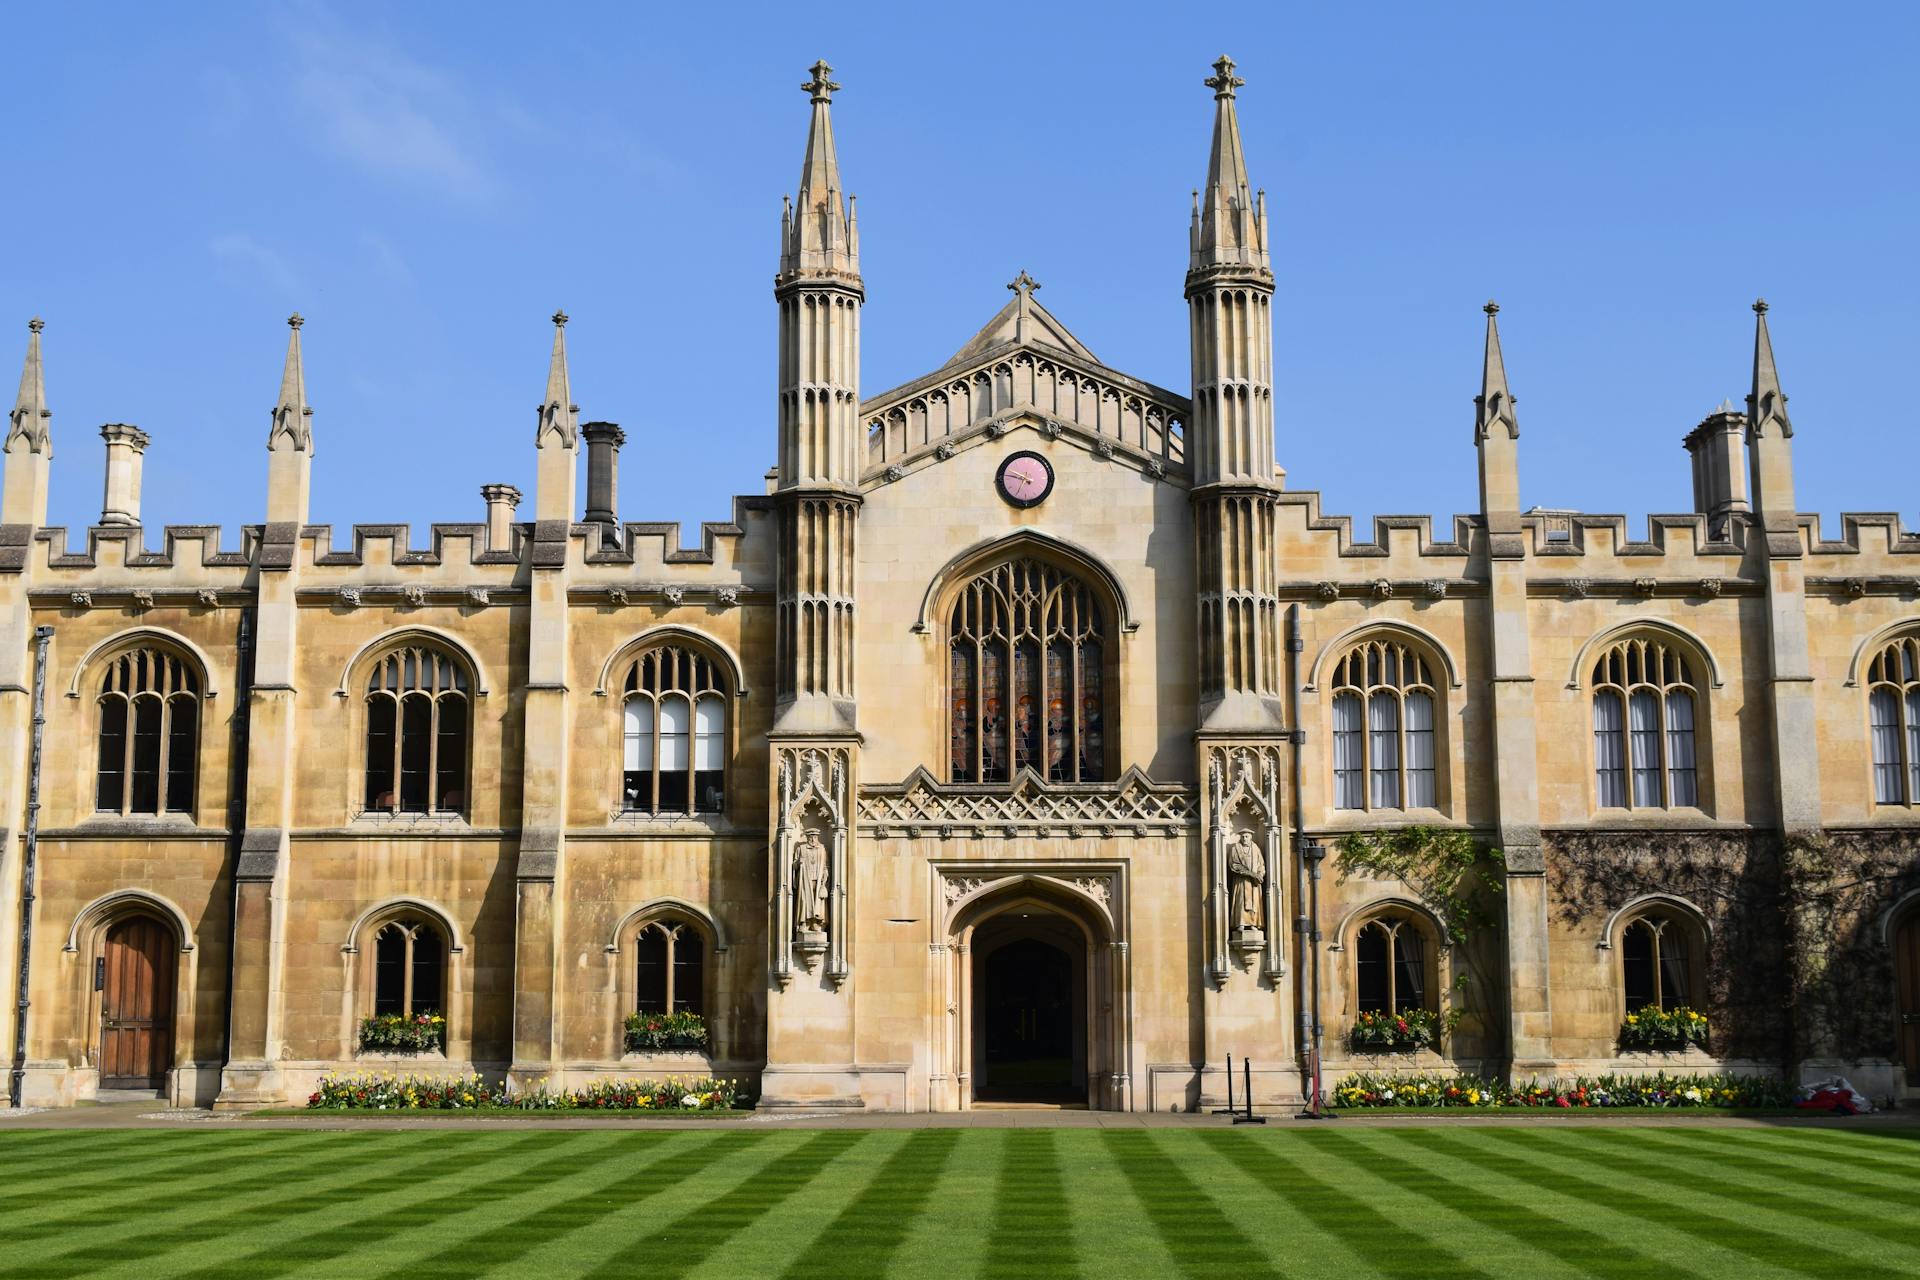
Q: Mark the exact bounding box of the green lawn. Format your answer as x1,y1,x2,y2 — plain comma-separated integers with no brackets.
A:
0,1124,1917,1278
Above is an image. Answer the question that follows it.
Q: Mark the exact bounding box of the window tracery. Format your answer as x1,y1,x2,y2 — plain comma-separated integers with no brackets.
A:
1330,639,1437,811
1353,913,1432,1014
95,646,200,817
1590,636,1699,810
633,918,707,1017
363,644,470,815
1620,912,1695,1013
948,558,1107,784
1867,635,1920,806
622,646,727,814
372,918,445,1018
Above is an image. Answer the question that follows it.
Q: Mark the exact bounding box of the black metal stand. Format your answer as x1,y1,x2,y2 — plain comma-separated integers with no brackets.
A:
1232,1057,1267,1125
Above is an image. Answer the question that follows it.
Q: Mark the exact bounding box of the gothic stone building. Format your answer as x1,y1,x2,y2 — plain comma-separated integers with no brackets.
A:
4,59,1919,1112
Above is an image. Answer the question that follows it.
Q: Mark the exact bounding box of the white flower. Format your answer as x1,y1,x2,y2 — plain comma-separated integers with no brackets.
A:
1684,1088,1701,1102
681,1094,701,1108
1382,1089,1395,1101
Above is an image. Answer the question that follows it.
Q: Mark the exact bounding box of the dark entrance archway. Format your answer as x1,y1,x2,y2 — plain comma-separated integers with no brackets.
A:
973,917,1086,1103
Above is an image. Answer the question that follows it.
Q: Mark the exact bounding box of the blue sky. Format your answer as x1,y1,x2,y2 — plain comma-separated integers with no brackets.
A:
4,2,1914,545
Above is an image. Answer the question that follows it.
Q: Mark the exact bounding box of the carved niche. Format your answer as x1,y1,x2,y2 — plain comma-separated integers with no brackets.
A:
772,745,851,987
1205,744,1286,983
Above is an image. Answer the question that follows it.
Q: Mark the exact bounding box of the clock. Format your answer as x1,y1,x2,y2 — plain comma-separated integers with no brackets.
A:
995,450,1054,508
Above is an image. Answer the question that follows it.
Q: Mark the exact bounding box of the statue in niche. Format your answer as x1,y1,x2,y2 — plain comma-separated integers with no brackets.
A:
1228,826,1266,940
794,828,830,942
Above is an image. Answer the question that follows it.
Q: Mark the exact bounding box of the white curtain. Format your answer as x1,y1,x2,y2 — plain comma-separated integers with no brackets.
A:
1593,689,1626,808
659,696,690,771
1905,690,1920,805
1629,689,1662,807
623,698,653,770
693,694,724,770
1404,691,1435,809
1664,689,1697,807
1872,689,1904,804
1332,693,1364,809
1368,692,1401,809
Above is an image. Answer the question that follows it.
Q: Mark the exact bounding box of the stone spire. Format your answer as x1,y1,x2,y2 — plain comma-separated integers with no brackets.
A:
781,60,859,280
1190,55,1268,273
267,313,311,452
265,313,313,526
2,318,53,526
1474,301,1519,442
6,317,50,457
534,310,579,526
536,310,577,448
1745,299,1799,528
1746,298,1792,441
1474,302,1523,555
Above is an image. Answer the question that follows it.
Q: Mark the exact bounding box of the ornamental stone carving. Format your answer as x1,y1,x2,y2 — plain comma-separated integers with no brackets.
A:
607,586,629,606
1634,577,1659,597
1204,744,1285,980
1371,578,1395,600
934,440,956,461
337,587,361,608
467,586,490,607
402,585,427,607
131,590,154,611
773,744,853,986
196,588,219,607
70,591,92,608
1567,579,1591,600
1423,579,1448,599
1094,439,1115,460
715,585,740,607
1698,578,1723,599
1316,581,1339,601
662,584,685,605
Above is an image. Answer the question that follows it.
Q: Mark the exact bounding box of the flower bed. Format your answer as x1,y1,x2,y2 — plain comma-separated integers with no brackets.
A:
1334,1072,1501,1108
1330,1069,1792,1110
1617,1006,1710,1052
503,1076,742,1111
309,1071,494,1110
1349,1008,1439,1053
623,1010,709,1054
306,1072,744,1112
358,1011,446,1054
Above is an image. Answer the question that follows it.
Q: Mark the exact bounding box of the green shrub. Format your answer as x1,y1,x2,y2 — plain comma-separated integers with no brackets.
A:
503,1076,742,1111
1330,1068,1791,1109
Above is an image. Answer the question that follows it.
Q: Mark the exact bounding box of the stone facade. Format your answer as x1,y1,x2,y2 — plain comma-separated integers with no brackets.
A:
4,58,1919,1112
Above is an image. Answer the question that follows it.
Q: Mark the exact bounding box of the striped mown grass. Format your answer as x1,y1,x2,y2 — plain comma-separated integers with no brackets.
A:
0,1125,1916,1279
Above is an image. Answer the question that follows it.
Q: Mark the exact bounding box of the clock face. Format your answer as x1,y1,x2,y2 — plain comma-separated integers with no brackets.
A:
996,451,1054,508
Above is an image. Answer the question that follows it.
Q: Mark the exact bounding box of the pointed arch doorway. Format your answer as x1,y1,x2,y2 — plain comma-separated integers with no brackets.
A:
937,873,1128,1111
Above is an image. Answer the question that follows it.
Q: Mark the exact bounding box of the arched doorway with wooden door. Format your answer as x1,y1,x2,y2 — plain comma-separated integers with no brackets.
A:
98,914,177,1092
1895,903,1920,1094
936,871,1129,1112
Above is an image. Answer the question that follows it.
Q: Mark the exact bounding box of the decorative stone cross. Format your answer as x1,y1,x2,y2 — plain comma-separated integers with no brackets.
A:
1205,55,1244,99
1007,270,1041,299
803,60,840,103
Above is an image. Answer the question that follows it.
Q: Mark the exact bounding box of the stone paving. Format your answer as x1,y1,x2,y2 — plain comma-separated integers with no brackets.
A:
4,1098,1916,1133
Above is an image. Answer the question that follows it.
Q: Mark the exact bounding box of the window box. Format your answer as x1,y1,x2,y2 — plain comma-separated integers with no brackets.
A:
359,1011,447,1054
1617,1006,1709,1052
1350,1008,1438,1053
624,1010,709,1054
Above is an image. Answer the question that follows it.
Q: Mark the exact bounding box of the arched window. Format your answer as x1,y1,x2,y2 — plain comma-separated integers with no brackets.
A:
948,557,1106,784
372,918,446,1017
633,918,706,1016
1353,913,1431,1014
1866,635,1920,806
1620,912,1695,1013
363,644,470,815
1330,639,1438,811
96,647,200,816
1591,636,1699,810
622,646,727,814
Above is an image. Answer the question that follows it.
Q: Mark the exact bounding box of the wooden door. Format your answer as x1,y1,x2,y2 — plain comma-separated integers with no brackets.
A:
100,916,174,1089
1899,913,1920,1088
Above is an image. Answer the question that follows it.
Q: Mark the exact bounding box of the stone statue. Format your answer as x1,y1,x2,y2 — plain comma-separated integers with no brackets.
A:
794,829,830,934
1228,828,1265,933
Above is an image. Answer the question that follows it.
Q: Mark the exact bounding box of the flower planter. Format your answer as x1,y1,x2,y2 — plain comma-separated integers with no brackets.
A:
623,1011,710,1055
1617,1006,1710,1053
357,1012,447,1055
1349,1008,1439,1054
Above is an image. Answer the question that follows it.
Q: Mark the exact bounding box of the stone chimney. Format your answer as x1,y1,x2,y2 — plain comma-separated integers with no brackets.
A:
581,421,625,541
481,483,522,552
1682,402,1750,540
99,422,150,526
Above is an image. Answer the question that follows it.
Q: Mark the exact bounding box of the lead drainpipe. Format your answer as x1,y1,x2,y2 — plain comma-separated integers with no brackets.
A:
219,607,255,1070
1286,606,1312,1110
9,625,53,1109
1287,604,1331,1119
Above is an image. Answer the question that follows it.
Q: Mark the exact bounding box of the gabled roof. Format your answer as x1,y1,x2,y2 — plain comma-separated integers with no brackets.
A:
941,290,1100,369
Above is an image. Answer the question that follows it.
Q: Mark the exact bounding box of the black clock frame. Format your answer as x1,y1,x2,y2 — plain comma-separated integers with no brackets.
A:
995,450,1055,509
